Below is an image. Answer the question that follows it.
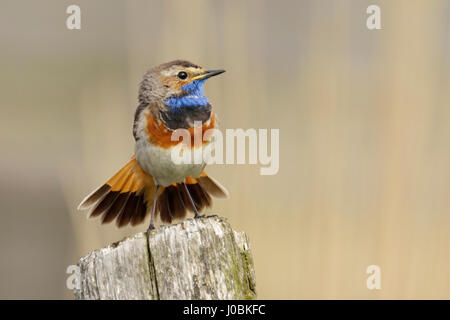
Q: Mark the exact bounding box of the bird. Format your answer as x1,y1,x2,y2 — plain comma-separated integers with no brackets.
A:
77,60,229,231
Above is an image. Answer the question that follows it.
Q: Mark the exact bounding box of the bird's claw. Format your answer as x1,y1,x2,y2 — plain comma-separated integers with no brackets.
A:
194,212,205,219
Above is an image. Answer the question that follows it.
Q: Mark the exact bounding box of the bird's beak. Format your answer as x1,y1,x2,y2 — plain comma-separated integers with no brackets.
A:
191,69,225,81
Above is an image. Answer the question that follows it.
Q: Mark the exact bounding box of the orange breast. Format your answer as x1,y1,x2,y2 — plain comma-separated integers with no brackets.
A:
146,113,216,149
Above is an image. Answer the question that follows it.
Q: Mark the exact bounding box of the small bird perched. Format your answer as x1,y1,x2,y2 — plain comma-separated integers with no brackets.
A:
78,60,228,231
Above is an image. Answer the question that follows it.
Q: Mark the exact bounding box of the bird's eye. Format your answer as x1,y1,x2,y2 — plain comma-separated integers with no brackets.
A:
177,71,188,80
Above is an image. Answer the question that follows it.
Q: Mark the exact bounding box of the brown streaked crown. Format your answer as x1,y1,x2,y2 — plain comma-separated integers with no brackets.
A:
156,60,202,70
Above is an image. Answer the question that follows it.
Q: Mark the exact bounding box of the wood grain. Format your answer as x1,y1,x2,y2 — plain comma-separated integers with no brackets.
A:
74,216,256,300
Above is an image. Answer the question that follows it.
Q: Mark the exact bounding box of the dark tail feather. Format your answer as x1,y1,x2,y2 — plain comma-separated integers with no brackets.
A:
130,194,148,226
157,189,171,222
78,157,153,228
186,183,212,210
158,175,224,223
77,184,111,210
101,192,129,224
89,190,122,218
197,175,229,199
159,185,186,223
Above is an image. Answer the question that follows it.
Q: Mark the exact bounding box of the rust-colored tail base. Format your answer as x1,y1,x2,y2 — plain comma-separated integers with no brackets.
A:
78,157,228,227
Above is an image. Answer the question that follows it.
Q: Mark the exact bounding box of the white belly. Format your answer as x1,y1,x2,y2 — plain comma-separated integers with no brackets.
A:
135,139,208,186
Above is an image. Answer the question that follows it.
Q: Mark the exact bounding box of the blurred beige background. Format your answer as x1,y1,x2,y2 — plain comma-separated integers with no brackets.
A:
1,0,449,299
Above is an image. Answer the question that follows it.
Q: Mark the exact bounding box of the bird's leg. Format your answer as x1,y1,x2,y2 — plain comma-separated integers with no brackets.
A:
183,182,202,218
147,184,160,231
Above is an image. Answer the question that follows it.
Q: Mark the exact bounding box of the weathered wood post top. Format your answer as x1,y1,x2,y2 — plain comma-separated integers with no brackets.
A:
74,216,256,300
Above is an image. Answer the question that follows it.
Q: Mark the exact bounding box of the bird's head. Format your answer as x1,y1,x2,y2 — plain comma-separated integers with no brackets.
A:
139,60,225,110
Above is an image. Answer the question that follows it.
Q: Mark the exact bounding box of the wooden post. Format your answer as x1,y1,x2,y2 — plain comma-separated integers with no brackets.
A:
74,216,256,300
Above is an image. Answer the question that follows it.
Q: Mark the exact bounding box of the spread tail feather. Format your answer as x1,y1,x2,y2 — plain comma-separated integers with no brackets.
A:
78,160,229,227
77,156,156,227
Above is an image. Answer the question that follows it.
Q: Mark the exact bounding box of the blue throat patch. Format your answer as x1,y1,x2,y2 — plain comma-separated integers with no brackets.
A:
165,79,210,110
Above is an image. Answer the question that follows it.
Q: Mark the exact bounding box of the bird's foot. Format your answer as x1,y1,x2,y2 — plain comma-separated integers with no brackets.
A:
194,212,205,219
147,224,156,232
